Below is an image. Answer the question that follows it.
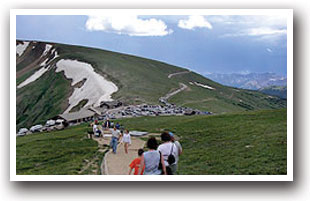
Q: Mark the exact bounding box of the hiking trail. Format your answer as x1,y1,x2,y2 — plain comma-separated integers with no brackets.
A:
102,133,161,175
168,71,190,78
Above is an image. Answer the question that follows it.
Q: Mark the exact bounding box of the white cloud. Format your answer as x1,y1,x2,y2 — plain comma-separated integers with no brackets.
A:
221,27,286,38
178,15,212,30
266,48,273,53
247,27,286,36
213,15,287,41
85,15,173,36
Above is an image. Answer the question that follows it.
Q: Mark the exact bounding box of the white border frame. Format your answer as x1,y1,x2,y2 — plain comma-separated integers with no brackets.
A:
10,9,293,181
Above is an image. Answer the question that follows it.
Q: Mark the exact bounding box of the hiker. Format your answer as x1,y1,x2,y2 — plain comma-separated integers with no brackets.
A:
115,122,121,130
103,118,111,129
110,126,121,154
139,137,166,175
93,120,101,137
169,132,182,172
128,149,145,175
157,132,178,175
122,129,131,154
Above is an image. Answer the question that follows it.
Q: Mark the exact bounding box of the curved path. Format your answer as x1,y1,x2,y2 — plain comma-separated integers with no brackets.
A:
160,83,188,104
168,70,190,79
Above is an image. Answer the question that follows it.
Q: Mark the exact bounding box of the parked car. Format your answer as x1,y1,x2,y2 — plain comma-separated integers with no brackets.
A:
45,119,56,127
30,125,43,133
17,128,28,136
55,119,65,130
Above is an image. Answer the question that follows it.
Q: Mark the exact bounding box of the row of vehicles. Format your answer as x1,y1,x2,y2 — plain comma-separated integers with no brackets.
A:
17,119,67,137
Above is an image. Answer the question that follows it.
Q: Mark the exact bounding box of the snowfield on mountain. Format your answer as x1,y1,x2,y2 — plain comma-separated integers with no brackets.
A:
56,59,118,113
16,41,29,57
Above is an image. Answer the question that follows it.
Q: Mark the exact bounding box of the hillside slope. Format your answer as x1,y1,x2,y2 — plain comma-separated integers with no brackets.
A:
259,86,287,99
16,40,286,129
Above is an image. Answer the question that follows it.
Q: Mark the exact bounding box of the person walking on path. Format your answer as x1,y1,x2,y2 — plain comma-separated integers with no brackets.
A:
129,149,145,175
169,132,182,173
122,129,131,154
158,132,178,175
103,118,111,130
93,120,101,137
139,137,166,175
110,126,121,154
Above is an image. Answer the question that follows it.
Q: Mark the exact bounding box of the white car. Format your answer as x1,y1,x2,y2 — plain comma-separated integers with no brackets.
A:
17,128,28,136
45,119,56,127
30,125,43,133
55,119,65,130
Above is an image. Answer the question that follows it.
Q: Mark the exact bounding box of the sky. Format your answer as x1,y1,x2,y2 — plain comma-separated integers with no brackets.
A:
16,14,287,76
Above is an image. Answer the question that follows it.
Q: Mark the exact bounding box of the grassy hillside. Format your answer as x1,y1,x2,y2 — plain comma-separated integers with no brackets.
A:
16,70,72,129
16,124,99,175
16,109,287,175
119,109,287,175
259,86,287,99
16,40,286,129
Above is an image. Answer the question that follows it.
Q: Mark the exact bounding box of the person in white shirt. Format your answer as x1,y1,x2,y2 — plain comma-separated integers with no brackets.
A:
157,132,178,175
122,129,131,154
169,132,182,172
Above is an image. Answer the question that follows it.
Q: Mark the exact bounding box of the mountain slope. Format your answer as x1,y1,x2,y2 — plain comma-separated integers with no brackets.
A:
16,40,286,129
259,86,287,99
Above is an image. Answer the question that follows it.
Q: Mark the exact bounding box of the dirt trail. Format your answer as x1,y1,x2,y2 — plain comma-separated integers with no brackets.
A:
162,83,188,101
104,136,146,175
168,71,190,78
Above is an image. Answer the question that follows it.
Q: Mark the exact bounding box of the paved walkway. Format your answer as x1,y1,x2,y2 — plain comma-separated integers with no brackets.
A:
104,136,146,175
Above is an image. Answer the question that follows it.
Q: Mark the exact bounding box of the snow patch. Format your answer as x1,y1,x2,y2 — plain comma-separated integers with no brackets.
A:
194,82,215,90
18,50,60,88
40,58,49,67
40,50,59,67
16,42,29,56
42,44,53,56
56,59,118,113
17,66,50,88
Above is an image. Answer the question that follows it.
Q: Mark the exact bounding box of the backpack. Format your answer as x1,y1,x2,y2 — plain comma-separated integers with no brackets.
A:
167,143,176,165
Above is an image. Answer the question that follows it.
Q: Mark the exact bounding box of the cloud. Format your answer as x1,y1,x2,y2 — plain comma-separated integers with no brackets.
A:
221,27,287,38
178,15,212,30
247,27,286,36
85,15,173,36
266,48,273,53
213,15,287,41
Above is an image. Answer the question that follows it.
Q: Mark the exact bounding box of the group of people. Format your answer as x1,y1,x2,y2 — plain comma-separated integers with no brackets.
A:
90,120,183,175
110,126,131,154
129,132,182,175
91,120,130,154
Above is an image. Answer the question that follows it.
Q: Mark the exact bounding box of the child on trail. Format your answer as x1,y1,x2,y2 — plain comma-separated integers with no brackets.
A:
128,149,145,175
122,129,131,154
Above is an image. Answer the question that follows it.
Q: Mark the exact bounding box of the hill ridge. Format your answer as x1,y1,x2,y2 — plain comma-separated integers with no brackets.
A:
16,40,286,129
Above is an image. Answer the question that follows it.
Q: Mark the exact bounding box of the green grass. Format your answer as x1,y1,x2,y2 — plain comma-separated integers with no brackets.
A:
16,109,287,175
117,109,287,175
16,124,98,175
69,99,88,113
16,70,72,130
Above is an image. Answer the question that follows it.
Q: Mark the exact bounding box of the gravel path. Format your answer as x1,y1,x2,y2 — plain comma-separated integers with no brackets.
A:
104,136,146,175
168,70,190,78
